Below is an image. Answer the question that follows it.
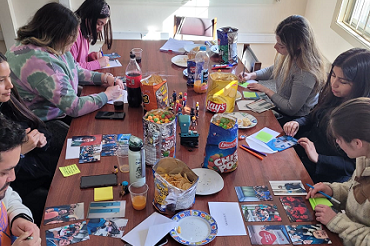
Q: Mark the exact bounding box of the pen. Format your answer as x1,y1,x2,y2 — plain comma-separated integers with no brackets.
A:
306,183,341,205
239,145,264,160
100,48,104,57
241,144,267,157
26,236,33,240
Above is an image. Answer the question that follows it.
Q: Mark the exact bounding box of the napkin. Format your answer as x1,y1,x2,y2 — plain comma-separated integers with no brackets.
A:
121,212,177,246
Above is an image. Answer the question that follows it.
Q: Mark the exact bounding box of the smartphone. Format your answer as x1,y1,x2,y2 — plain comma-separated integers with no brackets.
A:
80,173,118,189
124,238,168,246
95,111,125,120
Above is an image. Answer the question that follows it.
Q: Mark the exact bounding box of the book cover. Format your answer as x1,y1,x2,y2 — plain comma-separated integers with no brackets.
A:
241,204,282,222
235,186,273,202
280,197,313,222
247,225,290,245
286,224,332,245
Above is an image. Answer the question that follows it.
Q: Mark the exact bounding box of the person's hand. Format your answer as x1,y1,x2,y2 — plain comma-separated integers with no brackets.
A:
11,218,40,239
98,56,109,67
107,76,124,90
298,137,319,163
314,204,337,225
90,51,102,60
306,182,333,199
12,230,41,246
104,85,122,101
283,121,300,137
247,83,267,93
238,71,255,82
21,129,47,154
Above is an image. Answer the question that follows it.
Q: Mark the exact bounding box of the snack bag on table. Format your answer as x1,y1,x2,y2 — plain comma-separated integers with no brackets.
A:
140,74,169,111
202,114,238,173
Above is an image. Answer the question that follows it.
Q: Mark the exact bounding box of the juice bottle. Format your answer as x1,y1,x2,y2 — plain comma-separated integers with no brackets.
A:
194,46,209,93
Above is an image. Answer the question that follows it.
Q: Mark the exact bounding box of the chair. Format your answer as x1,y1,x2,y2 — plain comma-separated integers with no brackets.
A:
242,44,262,72
173,15,217,40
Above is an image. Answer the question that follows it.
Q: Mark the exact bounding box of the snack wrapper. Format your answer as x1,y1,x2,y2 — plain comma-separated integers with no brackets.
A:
217,27,238,65
153,158,198,214
202,114,238,173
143,109,176,166
141,74,169,111
206,72,238,113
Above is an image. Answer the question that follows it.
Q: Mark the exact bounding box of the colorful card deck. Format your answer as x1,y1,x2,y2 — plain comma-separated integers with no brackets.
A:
286,224,332,245
280,196,313,222
241,204,282,222
235,186,273,202
247,225,290,245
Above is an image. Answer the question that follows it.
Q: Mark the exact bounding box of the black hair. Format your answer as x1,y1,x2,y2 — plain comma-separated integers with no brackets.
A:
0,114,26,160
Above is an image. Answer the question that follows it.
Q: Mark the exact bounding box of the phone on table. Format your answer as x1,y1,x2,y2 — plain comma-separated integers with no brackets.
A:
80,173,118,189
95,111,125,120
124,237,168,246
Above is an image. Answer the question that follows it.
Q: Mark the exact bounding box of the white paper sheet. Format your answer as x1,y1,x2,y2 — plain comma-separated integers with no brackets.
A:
65,138,80,159
101,59,122,69
159,38,194,54
245,127,280,154
208,202,247,236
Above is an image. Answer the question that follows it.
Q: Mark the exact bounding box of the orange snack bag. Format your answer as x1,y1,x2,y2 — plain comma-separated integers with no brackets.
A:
141,74,169,111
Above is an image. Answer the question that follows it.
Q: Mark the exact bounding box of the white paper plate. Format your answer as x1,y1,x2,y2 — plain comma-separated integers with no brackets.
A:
235,91,242,101
171,55,188,68
227,112,257,129
183,69,188,77
170,210,218,245
184,44,204,53
192,168,224,195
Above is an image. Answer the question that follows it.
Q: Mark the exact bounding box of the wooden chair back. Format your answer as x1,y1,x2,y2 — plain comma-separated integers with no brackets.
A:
173,15,217,40
242,44,262,72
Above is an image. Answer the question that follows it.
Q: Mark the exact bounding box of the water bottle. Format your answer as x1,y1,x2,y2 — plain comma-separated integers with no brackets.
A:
194,46,209,93
128,135,146,187
126,53,142,107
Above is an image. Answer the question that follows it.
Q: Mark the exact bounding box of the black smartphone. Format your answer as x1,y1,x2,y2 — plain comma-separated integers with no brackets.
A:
155,238,168,246
80,173,118,189
95,111,125,120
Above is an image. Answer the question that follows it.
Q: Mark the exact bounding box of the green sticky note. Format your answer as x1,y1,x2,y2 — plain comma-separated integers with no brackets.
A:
309,197,333,210
59,164,80,177
238,82,249,88
243,91,258,98
255,131,274,143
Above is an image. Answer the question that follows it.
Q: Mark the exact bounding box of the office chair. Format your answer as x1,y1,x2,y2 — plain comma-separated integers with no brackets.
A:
242,44,262,72
173,15,217,40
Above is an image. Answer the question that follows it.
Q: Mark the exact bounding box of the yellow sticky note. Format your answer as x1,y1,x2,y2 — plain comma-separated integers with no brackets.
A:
94,186,113,201
309,197,333,210
59,164,80,177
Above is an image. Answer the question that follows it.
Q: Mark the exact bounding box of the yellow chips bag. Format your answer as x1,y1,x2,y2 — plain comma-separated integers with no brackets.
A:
206,72,238,113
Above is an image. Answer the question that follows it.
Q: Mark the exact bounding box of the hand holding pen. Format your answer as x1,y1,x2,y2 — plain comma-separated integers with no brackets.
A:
306,183,341,205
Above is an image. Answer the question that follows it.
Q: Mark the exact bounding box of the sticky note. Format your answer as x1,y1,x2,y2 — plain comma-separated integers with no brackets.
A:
243,91,259,99
255,131,274,143
309,197,333,210
238,82,249,88
59,164,80,177
94,186,113,201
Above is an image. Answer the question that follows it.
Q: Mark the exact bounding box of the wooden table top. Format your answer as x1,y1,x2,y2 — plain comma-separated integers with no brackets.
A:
40,40,343,246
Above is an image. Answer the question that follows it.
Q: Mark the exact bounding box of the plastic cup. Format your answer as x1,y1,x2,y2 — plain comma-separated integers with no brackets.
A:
131,48,143,64
116,146,129,173
129,182,148,210
114,100,124,111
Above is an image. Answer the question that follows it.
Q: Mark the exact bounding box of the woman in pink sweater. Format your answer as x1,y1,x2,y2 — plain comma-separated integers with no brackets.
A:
71,0,112,70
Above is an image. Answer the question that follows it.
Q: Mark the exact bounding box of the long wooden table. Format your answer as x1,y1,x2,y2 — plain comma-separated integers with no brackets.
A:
40,40,343,246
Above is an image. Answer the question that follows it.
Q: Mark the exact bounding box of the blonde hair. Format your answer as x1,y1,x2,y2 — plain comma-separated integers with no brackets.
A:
272,15,325,93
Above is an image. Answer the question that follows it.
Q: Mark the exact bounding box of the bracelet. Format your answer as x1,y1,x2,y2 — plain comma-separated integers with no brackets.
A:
11,213,33,228
104,73,113,84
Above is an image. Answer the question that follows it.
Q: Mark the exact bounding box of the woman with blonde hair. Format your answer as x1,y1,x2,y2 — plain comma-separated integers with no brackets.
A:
239,15,326,125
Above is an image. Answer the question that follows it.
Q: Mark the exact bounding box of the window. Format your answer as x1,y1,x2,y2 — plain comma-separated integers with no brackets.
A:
343,0,370,42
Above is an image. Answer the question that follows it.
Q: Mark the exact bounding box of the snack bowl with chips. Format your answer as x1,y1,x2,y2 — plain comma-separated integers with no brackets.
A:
153,157,199,215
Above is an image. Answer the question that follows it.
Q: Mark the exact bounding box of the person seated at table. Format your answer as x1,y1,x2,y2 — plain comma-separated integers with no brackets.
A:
71,0,112,70
5,2,123,123
0,114,41,246
0,52,64,226
284,48,370,183
307,97,370,246
238,15,326,125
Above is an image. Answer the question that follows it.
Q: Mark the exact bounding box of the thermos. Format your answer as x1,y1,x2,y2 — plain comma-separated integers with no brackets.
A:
128,136,145,187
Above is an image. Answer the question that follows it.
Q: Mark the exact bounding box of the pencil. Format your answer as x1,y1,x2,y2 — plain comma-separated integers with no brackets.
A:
239,145,264,160
241,144,267,157
306,183,341,205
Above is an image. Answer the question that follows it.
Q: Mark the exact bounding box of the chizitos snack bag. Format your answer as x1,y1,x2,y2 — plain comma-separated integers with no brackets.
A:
202,114,238,173
206,72,238,113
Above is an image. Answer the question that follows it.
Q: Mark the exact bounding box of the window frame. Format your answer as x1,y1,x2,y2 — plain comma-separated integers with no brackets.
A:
331,0,370,49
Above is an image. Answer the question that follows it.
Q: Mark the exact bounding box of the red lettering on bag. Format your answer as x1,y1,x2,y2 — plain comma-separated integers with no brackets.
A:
218,138,237,149
206,100,226,113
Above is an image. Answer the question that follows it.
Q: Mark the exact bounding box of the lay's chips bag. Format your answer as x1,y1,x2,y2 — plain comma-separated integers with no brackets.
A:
202,114,238,173
206,72,238,113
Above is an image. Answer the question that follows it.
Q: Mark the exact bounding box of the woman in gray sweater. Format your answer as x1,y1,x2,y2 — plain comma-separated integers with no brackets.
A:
239,15,326,125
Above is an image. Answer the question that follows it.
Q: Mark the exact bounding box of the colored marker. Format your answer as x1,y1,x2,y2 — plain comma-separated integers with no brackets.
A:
306,183,341,205
241,144,267,157
239,145,264,160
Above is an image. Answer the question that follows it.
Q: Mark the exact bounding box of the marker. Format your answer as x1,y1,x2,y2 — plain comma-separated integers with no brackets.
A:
26,236,33,240
241,144,267,157
100,48,104,57
239,145,264,160
306,183,341,205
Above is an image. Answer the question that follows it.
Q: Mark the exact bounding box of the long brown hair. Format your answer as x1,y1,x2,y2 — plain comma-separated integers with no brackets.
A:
273,15,325,93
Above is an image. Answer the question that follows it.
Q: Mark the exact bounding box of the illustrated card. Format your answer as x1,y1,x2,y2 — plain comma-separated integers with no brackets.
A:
79,145,101,163
285,224,332,245
45,221,89,245
235,186,273,202
101,134,117,157
266,136,298,152
269,180,307,195
87,218,128,238
247,225,290,245
241,204,282,222
44,203,84,225
71,135,102,147
280,197,313,222
87,201,126,219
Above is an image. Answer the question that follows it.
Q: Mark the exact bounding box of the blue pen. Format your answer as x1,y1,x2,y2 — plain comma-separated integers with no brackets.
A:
306,183,341,205
100,48,104,56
